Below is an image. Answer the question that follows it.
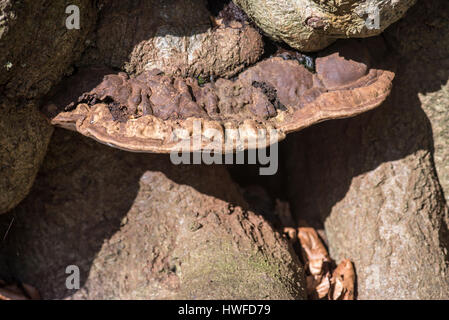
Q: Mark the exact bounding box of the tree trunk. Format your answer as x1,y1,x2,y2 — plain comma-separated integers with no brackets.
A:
0,129,306,300
0,0,97,214
284,0,449,299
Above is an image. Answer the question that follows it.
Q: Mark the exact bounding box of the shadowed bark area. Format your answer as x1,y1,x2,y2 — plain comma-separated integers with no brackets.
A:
0,129,306,300
0,100,53,214
0,0,97,99
385,0,449,205
284,0,449,299
0,0,97,214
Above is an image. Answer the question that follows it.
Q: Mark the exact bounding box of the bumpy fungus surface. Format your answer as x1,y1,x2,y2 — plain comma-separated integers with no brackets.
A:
234,0,416,52
44,39,394,153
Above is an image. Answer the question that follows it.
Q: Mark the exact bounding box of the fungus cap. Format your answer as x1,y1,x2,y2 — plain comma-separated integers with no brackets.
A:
44,39,394,153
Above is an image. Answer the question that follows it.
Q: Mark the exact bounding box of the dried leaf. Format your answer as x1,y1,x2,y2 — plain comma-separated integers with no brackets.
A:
329,259,355,300
0,281,41,300
306,272,332,300
315,272,332,299
22,283,41,300
297,227,330,276
297,227,334,299
283,227,297,243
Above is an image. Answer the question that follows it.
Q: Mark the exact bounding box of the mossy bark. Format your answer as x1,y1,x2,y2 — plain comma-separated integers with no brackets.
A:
0,0,97,214
0,129,306,300
0,100,53,214
80,0,264,79
0,0,97,99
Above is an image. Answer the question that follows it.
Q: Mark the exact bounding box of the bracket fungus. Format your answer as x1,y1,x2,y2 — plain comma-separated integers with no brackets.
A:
233,0,417,52
44,38,394,153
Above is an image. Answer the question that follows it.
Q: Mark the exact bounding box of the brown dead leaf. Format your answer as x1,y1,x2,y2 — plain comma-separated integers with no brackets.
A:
297,227,334,299
278,206,356,300
298,227,331,276
283,227,297,243
0,281,41,300
307,272,332,300
329,259,355,300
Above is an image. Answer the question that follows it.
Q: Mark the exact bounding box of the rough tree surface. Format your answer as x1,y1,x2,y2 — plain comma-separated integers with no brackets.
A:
80,0,264,78
0,100,53,214
0,0,96,99
234,0,416,51
0,129,306,300
0,0,97,214
284,0,449,299
385,0,449,204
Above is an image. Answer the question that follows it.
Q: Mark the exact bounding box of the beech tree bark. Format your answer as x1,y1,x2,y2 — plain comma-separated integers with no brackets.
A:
284,0,449,299
1,0,448,300
385,0,449,205
0,129,306,300
0,0,97,214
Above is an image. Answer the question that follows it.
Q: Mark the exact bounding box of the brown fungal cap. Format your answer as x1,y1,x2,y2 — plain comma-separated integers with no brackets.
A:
44,39,394,153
